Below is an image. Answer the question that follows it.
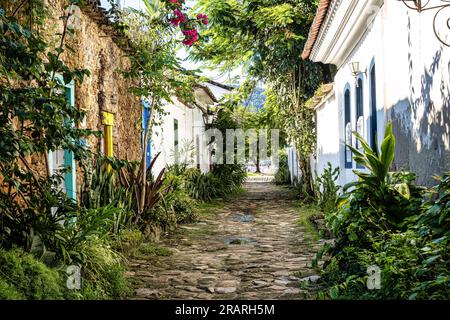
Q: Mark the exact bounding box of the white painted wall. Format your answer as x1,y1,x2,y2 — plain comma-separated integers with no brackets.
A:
330,3,385,186
286,146,300,185
314,1,450,186
151,97,210,175
313,93,342,184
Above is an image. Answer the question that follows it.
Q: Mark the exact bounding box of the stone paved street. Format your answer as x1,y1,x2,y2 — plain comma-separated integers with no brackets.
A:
128,177,324,300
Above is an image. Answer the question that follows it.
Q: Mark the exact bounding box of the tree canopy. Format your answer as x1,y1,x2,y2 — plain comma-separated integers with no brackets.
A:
190,0,331,195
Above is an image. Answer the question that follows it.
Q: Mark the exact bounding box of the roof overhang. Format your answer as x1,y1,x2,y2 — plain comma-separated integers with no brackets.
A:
301,0,332,60
302,0,384,67
308,83,335,111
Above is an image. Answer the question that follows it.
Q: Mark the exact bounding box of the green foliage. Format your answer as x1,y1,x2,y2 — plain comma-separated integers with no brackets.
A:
0,176,76,252
0,3,95,253
275,152,290,185
135,242,173,258
116,229,144,256
295,203,322,241
80,157,135,233
418,172,450,238
316,123,450,300
191,0,329,196
163,164,198,224
168,191,198,224
81,154,171,230
185,169,219,201
0,278,24,300
74,238,130,300
314,162,340,214
78,262,130,300
0,248,64,300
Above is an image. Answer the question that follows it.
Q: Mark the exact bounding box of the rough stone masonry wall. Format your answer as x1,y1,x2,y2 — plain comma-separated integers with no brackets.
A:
45,0,142,161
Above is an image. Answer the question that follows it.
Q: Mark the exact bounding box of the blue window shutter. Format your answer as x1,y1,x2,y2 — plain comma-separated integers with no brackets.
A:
370,65,378,153
355,78,364,169
344,88,352,169
64,84,77,202
142,100,152,169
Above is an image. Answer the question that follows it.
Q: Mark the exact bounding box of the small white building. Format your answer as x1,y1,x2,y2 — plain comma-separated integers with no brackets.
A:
150,85,220,175
303,0,450,186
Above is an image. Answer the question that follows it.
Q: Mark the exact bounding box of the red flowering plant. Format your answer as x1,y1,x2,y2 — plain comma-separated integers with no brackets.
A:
162,0,208,47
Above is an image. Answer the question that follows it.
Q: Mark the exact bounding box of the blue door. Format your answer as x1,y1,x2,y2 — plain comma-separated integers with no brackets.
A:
142,100,152,169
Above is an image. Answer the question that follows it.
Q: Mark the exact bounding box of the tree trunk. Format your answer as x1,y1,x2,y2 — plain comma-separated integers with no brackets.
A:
298,150,314,197
255,138,261,173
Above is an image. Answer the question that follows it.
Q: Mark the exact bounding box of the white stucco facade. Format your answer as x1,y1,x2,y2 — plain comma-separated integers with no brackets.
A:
151,87,219,175
313,90,344,184
308,0,450,186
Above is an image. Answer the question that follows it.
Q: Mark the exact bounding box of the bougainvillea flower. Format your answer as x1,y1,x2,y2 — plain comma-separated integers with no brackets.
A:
182,28,199,46
170,9,187,26
197,13,209,25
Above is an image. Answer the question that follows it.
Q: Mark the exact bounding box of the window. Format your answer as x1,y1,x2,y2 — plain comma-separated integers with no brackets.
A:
344,88,352,168
370,65,378,152
49,80,77,202
174,119,179,163
356,78,364,168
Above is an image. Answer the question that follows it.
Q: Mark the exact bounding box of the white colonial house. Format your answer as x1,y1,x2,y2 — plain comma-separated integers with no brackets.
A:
149,85,221,175
301,0,450,187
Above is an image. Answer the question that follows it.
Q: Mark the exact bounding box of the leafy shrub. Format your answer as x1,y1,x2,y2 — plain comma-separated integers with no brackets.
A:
80,157,135,233
163,165,198,224
275,152,290,185
314,162,340,213
0,278,24,300
168,191,198,224
75,238,130,300
316,123,449,300
418,172,450,238
0,3,93,253
185,169,220,201
116,229,144,256
0,249,65,300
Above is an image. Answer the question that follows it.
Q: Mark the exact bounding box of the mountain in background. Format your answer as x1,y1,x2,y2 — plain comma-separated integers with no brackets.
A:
243,87,266,111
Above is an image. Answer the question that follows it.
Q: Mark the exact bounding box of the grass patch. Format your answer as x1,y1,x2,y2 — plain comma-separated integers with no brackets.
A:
196,200,224,219
133,243,173,259
180,225,217,239
294,202,322,241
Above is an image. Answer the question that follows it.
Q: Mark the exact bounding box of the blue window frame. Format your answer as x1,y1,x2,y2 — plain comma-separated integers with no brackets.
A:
344,88,352,169
49,79,77,202
370,64,378,153
142,100,152,169
355,78,364,169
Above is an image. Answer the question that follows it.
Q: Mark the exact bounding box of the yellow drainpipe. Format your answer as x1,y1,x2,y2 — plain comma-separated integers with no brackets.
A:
102,112,114,171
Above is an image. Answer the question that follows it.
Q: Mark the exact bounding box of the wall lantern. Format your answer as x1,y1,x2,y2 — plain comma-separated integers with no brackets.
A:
349,62,366,86
401,0,450,46
202,109,216,129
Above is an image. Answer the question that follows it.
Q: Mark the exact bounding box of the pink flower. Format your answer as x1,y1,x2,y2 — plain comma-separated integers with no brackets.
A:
182,28,199,46
197,13,209,25
170,9,187,26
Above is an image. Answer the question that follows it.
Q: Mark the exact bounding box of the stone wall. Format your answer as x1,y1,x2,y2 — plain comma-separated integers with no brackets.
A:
47,0,142,161
43,0,143,193
0,0,144,197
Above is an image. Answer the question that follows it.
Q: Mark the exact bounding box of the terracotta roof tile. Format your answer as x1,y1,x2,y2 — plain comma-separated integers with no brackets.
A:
301,0,332,60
